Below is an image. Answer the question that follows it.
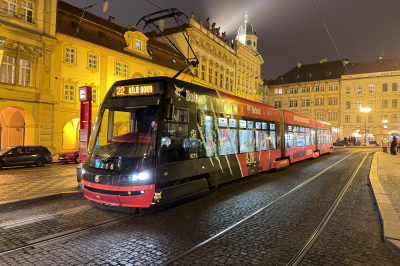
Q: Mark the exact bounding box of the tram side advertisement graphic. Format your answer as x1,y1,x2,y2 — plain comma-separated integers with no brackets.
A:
80,77,332,211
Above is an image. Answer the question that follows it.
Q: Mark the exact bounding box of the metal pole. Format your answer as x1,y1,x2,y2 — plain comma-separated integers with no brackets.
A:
23,122,25,146
365,114,367,146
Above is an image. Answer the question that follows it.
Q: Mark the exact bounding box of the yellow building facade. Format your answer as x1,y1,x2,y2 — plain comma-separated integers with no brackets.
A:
0,0,57,150
340,58,400,142
148,12,264,102
265,59,346,140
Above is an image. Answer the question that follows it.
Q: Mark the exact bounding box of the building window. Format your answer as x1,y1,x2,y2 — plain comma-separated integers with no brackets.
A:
92,88,98,104
356,115,361,123
382,100,388,108
238,75,240,84
345,115,350,123
135,40,142,51
329,84,333,91
201,65,205,80
302,99,305,107
64,84,75,101
306,99,310,106
328,113,332,121
88,53,98,69
369,100,373,108
334,98,338,105
290,100,294,107
306,86,311,92
115,61,129,77
194,65,198,77
147,70,158,77
290,87,293,94
357,101,362,108
315,98,324,106
346,86,351,94
346,101,350,109
333,113,338,121
0,55,15,84
320,113,324,121
209,68,212,83
226,76,228,89
328,113,337,121
294,87,298,93
65,47,76,64
19,59,31,86
369,84,374,92
214,70,218,85
383,83,388,92
230,79,233,91
392,114,397,123
357,85,362,93
315,85,320,92
302,86,305,93
382,115,388,121
274,101,282,108
368,115,373,123
2,0,16,17
220,73,223,87
392,99,397,108
334,84,338,90
21,0,34,23
393,83,398,91
320,85,325,91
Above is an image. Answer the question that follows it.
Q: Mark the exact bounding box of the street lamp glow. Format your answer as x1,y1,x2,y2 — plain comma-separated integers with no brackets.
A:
382,119,388,123
360,107,371,113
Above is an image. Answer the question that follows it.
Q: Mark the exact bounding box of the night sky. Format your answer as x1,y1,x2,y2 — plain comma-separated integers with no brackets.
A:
63,0,400,79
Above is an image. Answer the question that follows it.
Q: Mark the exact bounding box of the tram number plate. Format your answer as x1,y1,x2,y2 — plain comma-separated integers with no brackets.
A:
94,159,109,169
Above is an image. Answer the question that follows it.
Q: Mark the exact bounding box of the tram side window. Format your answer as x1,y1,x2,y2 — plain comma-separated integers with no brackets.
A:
218,117,238,155
311,128,315,145
161,108,189,163
296,127,306,147
285,125,294,148
239,120,255,153
305,127,311,146
256,127,268,151
269,122,277,150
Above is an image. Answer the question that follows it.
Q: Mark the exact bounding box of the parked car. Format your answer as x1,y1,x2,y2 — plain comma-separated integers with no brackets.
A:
58,151,79,164
0,146,53,169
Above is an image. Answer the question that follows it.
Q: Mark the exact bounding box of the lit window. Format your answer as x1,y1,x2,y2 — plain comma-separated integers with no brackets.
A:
320,85,325,91
357,101,362,108
65,47,76,64
88,53,98,69
346,86,351,94
0,55,15,84
393,83,398,91
334,84,338,90
21,0,33,23
115,61,129,77
357,85,362,93
2,0,16,17
122,63,129,77
329,84,333,91
19,59,32,86
115,61,122,76
92,88,98,104
64,84,75,101
369,84,374,92
135,39,142,51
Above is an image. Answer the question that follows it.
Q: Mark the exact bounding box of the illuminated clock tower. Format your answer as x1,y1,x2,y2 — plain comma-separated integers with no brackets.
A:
236,12,258,52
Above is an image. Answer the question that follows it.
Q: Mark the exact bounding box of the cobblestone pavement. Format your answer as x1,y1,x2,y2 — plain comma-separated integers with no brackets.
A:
377,152,400,219
0,149,398,265
0,163,79,202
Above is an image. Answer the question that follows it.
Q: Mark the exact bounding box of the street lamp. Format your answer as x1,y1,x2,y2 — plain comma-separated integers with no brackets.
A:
360,107,371,146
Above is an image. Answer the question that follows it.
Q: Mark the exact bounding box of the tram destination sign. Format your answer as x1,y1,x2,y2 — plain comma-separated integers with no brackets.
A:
116,84,155,96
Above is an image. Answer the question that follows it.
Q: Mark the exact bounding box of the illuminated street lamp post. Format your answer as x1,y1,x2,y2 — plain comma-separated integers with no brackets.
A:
382,119,388,151
360,108,371,146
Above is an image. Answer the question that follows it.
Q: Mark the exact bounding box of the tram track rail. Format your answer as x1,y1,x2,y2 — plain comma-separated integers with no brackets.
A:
0,213,138,256
286,152,370,266
161,152,357,266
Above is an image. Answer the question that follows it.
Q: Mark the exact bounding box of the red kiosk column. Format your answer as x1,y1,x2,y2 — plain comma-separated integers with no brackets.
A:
78,86,92,162
77,86,92,184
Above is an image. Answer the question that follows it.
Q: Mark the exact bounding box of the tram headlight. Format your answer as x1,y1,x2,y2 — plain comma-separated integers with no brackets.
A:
138,171,149,180
130,174,138,181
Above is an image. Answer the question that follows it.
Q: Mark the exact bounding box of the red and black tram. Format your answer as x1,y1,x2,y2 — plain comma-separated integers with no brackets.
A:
79,77,332,211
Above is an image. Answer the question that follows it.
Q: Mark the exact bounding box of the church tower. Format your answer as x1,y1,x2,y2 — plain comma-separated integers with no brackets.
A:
236,13,258,51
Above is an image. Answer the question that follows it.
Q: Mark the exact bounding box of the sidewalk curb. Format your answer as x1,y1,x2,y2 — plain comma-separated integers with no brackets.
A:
0,191,83,211
369,152,400,256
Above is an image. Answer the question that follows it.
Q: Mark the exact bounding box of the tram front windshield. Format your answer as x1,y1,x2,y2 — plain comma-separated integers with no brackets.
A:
89,97,159,159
